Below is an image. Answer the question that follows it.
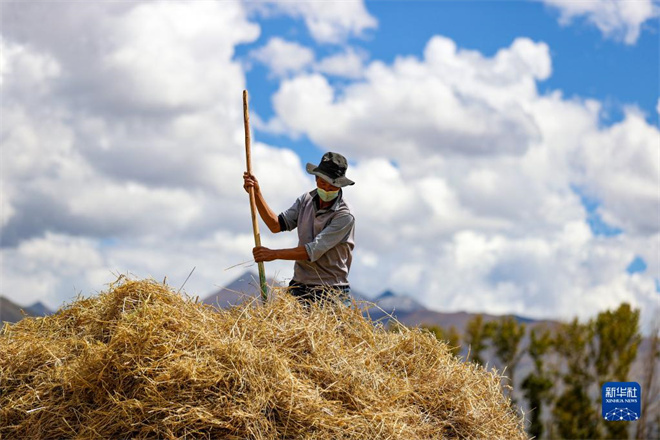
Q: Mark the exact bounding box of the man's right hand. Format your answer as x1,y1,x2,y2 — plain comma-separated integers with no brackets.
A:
243,172,260,194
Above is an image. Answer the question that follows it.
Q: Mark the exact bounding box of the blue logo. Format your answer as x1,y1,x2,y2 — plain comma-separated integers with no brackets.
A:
602,382,641,422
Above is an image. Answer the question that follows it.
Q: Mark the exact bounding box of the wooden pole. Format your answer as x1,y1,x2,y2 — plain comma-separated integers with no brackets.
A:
243,90,268,302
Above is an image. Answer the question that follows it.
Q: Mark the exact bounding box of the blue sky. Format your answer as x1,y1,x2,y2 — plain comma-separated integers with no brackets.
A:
237,0,659,214
1,0,658,331
242,1,658,128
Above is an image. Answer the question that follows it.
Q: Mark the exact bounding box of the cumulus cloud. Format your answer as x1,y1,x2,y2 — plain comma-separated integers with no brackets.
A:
427,225,659,322
248,1,377,44
1,1,657,334
1,233,106,307
250,37,314,77
272,37,550,161
103,2,258,112
269,34,659,330
573,109,660,235
0,1,312,307
2,2,259,116
317,47,368,79
0,230,298,310
541,0,658,44
250,37,368,84
249,40,368,82
0,37,60,98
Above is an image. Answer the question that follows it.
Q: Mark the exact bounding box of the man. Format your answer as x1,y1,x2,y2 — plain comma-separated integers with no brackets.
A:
243,152,355,304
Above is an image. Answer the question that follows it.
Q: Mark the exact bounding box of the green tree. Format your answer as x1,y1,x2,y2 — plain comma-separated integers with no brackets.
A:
549,304,643,439
592,303,641,382
553,384,602,439
489,316,526,402
423,324,461,357
552,318,602,439
521,326,554,439
592,303,641,439
464,315,491,366
636,322,659,439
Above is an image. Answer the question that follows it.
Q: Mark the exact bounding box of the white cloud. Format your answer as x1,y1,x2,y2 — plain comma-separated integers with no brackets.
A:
249,1,377,44
272,37,550,161
541,0,658,44
574,109,660,235
0,1,311,307
1,233,105,307
251,142,311,209
0,186,15,228
317,47,368,79
0,231,277,309
67,182,203,234
2,1,259,114
250,37,314,77
269,34,659,330
1,1,657,334
103,1,259,112
0,37,60,97
432,226,659,323
249,39,368,80
250,112,290,136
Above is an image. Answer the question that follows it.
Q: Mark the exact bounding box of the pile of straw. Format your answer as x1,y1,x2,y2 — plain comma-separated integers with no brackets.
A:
1,278,526,439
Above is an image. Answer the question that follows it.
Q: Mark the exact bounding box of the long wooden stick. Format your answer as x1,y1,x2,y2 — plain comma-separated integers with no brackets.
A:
243,90,268,302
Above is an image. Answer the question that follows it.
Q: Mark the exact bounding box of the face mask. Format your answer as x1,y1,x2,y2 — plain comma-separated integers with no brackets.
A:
317,187,339,202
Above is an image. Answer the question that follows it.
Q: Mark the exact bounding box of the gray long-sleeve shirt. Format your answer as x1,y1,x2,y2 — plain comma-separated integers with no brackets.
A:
278,189,355,286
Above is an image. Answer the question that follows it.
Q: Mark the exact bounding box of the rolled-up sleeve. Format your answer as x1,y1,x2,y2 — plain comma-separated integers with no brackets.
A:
304,214,354,262
278,196,303,231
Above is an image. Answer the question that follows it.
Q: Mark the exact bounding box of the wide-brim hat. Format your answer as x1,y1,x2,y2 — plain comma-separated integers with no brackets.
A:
306,152,355,187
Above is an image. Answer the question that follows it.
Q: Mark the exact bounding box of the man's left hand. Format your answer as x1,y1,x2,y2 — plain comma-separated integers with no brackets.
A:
253,246,276,262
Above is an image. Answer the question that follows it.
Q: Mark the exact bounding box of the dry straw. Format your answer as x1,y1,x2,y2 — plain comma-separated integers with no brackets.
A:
1,278,527,439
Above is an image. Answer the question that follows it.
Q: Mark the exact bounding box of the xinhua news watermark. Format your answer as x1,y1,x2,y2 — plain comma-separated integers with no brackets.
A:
602,382,641,422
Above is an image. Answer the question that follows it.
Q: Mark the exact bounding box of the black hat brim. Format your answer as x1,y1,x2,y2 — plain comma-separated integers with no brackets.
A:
306,163,355,187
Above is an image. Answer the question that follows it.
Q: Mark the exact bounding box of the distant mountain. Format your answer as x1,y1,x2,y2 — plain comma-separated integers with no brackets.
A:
358,290,427,323
397,309,555,332
1,297,26,323
373,290,426,313
203,271,282,308
205,272,374,307
1,297,53,323
26,301,54,317
203,276,539,336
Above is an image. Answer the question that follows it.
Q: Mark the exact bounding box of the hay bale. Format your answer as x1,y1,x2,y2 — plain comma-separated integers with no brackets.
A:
0,278,527,439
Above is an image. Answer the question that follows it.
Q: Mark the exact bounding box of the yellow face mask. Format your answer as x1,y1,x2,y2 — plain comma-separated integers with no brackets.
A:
317,187,339,202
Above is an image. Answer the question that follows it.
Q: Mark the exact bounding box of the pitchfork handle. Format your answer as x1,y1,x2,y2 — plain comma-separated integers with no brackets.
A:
243,90,268,302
